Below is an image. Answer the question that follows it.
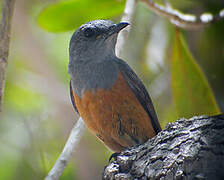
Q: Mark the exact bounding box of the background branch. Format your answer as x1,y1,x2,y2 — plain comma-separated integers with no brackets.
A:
141,0,224,29
0,0,15,112
116,0,136,57
45,118,85,180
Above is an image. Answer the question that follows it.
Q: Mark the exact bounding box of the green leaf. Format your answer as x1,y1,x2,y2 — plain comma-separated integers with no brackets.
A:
171,31,220,118
37,0,125,32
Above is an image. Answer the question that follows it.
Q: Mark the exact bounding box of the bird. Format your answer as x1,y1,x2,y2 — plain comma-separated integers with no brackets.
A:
68,20,161,153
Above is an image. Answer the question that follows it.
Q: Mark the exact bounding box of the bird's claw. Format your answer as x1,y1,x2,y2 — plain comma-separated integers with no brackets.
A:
109,152,120,162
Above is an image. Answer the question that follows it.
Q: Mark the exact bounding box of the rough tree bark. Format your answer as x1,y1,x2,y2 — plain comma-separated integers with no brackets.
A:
103,114,224,180
0,0,15,112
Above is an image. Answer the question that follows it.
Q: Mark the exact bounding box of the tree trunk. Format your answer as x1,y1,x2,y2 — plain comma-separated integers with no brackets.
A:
103,114,224,180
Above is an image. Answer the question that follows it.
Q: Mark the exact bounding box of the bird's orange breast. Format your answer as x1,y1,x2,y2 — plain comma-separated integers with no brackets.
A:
72,72,155,152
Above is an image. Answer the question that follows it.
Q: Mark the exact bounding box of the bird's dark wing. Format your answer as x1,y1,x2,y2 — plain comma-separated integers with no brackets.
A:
114,59,162,134
69,80,79,115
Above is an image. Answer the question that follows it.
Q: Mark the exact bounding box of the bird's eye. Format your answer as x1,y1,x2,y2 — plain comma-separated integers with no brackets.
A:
83,28,95,38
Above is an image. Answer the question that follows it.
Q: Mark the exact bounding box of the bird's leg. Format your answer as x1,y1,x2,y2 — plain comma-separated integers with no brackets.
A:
109,152,120,162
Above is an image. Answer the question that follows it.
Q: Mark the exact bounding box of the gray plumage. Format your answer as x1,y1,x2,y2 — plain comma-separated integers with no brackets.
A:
68,20,161,134
68,20,120,97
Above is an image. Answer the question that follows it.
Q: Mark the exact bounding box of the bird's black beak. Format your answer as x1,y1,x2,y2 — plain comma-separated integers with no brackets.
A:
114,22,130,32
107,22,129,36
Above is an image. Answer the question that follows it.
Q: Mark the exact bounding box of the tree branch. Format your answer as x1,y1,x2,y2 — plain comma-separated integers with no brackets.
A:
0,0,15,112
116,0,136,58
45,117,85,180
103,114,224,179
141,0,224,29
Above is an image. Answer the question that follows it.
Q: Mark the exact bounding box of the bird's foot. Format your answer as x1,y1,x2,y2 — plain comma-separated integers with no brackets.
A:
109,152,120,162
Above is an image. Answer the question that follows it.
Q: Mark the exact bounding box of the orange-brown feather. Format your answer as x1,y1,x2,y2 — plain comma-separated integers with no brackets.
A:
72,72,155,152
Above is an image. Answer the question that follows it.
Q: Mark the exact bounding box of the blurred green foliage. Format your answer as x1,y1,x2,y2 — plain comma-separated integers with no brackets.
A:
0,0,223,179
37,0,125,32
171,31,220,118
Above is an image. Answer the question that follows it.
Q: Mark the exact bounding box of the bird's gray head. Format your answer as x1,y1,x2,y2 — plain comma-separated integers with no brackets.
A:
69,20,129,66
